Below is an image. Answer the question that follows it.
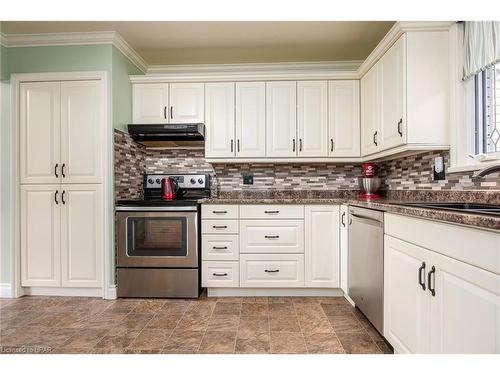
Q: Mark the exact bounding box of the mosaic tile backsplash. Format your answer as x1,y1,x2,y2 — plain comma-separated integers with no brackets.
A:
114,129,500,200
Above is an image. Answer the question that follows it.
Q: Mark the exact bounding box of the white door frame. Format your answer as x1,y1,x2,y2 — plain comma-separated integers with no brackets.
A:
9,71,112,299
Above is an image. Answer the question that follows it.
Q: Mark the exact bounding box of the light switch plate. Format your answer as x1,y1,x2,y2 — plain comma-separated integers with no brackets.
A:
243,173,254,185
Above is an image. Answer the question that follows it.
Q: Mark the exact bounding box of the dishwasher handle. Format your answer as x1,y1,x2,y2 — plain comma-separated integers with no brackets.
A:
350,212,383,226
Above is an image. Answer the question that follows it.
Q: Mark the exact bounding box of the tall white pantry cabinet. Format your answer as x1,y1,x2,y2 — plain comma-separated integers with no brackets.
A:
19,80,104,291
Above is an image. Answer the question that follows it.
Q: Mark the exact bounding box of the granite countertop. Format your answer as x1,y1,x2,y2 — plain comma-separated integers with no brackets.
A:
200,190,500,232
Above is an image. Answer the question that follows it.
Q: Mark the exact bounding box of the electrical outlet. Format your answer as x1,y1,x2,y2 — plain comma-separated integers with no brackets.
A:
433,156,445,180
243,173,254,185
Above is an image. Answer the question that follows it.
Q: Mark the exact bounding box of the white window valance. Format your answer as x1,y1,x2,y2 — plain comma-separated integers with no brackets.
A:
463,21,500,80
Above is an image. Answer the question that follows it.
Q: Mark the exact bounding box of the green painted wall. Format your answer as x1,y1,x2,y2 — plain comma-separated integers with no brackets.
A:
0,43,144,287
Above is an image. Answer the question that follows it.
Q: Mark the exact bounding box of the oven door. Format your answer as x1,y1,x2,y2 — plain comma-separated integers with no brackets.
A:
116,210,198,268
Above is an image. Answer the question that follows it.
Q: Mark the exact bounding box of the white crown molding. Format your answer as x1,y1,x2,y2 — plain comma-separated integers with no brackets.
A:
1,31,147,72
357,21,454,77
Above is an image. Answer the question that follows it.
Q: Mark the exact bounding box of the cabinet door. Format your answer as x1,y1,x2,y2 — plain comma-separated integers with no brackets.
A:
60,184,102,287
339,205,349,294
60,81,103,184
379,34,406,150
328,81,360,157
21,185,61,287
20,82,61,184
266,81,297,157
204,83,235,158
297,81,328,157
384,235,430,354
429,251,500,353
132,83,169,123
361,65,380,156
169,83,204,123
305,205,340,288
236,82,266,157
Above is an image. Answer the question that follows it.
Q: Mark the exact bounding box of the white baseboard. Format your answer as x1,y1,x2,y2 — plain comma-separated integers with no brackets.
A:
106,285,117,300
207,288,344,297
0,283,13,298
344,293,356,307
24,287,103,297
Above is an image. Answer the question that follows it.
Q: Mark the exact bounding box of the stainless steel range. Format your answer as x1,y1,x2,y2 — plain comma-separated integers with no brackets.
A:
115,173,210,298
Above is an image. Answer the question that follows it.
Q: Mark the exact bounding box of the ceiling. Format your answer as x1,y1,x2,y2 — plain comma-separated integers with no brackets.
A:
1,21,395,65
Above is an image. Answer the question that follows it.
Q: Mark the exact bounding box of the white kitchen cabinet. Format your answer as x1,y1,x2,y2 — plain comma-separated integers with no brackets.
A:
169,82,205,123
132,83,169,123
240,254,305,288
361,31,450,157
429,250,500,354
328,81,360,157
305,205,340,288
361,64,380,156
379,35,406,150
20,82,61,184
239,204,304,219
204,83,235,158
60,184,102,287
60,81,103,184
236,82,266,157
384,235,430,354
21,185,61,287
297,81,328,157
202,261,240,288
202,235,240,261
266,81,297,157
385,214,500,354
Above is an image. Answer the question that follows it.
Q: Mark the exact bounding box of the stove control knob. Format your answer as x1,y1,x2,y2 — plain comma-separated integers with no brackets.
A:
148,178,153,184
155,178,161,184
198,178,204,185
190,178,196,184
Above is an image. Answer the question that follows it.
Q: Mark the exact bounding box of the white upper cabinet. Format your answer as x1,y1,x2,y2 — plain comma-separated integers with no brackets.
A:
305,205,340,288
60,81,103,184
236,82,266,157
21,185,61,287
379,35,406,150
20,82,61,184
132,83,169,123
328,81,360,157
61,184,102,288
204,83,235,158
297,81,328,157
361,65,381,156
169,83,205,123
266,81,297,157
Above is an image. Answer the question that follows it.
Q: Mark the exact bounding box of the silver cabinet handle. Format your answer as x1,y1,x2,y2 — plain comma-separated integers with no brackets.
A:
212,225,227,229
212,246,228,250
264,210,279,214
341,212,346,227
213,272,228,277
265,235,279,239
265,269,279,273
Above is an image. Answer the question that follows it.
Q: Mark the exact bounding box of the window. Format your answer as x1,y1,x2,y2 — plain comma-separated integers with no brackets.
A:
473,63,500,155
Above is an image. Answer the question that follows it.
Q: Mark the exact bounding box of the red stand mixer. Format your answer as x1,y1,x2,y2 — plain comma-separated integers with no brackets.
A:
359,163,381,200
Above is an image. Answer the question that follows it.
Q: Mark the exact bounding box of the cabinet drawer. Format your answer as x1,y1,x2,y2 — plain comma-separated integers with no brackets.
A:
239,205,304,219
202,261,239,287
240,220,304,254
202,205,239,219
202,235,239,261
202,220,239,234
240,254,304,287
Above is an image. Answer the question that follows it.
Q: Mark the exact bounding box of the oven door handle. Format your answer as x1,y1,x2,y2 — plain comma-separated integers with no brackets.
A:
116,206,198,212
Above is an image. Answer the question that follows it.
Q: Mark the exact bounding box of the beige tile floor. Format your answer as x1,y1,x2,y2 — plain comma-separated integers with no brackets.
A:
0,294,392,354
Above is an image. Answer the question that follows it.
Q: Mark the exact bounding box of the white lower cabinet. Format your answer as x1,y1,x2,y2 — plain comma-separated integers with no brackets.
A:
240,220,304,254
202,261,239,287
240,254,304,288
304,205,340,288
202,235,239,261
21,184,103,289
385,218,500,354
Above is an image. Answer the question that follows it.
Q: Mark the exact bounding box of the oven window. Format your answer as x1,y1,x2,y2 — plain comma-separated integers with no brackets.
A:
126,217,187,257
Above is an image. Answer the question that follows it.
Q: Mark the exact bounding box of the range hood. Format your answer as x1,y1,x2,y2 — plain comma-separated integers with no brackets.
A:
128,123,205,149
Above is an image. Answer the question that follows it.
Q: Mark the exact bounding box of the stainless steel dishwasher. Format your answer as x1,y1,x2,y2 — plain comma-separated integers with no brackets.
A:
348,206,384,335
